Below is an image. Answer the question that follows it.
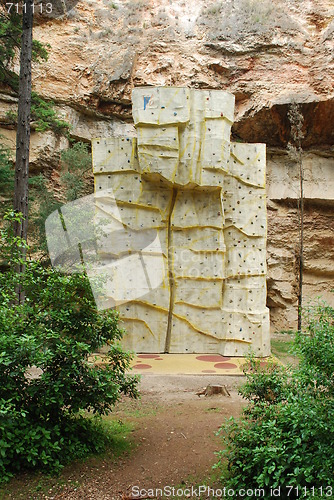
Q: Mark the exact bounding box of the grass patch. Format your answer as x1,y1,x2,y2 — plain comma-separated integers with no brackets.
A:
120,407,160,418
279,329,296,335
205,407,221,413
271,331,298,366
100,418,135,456
170,470,222,499
112,399,162,419
271,338,294,356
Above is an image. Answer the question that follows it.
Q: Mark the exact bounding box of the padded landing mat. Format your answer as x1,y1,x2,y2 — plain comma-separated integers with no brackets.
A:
89,353,280,375
130,354,281,375
131,354,246,375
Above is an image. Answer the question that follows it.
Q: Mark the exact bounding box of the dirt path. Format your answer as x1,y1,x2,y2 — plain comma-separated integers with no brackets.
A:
2,375,245,500
56,376,245,499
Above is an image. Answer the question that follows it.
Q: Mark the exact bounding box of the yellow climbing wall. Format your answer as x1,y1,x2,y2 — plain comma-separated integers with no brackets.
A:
92,87,270,357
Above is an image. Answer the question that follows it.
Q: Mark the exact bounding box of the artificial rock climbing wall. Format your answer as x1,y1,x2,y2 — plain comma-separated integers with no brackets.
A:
92,87,270,357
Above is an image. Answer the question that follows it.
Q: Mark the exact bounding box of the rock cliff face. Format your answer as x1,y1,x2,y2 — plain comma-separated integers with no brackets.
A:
1,0,333,331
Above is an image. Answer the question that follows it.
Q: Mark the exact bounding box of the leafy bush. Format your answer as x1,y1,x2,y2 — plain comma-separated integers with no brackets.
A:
0,213,138,482
215,302,334,497
296,301,334,396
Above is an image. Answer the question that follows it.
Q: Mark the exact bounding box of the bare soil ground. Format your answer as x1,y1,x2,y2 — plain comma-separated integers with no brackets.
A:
2,375,246,500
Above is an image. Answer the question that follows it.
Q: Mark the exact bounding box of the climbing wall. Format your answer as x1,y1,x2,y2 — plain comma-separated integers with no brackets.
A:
92,87,270,357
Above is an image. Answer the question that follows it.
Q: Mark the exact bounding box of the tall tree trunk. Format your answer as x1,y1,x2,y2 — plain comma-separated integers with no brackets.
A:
287,102,305,332
298,151,304,331
13,0,34,304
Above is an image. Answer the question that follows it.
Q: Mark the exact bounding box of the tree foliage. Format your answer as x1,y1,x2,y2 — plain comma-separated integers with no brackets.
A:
0,4,69,135
0,140,93,256
0,212,138,482
215,302,334,497
27,141,93,255
0,6,48,90
60,141,93,201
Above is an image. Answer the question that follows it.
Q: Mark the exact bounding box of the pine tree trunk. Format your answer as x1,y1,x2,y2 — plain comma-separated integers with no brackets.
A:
13,0,34,304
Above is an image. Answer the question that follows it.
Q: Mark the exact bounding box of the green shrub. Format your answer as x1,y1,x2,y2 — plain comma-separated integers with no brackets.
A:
31,93,70,135
0,213,138,482
28,142,93,254
5,94,70,135
215,302,334,497
295,301,334,396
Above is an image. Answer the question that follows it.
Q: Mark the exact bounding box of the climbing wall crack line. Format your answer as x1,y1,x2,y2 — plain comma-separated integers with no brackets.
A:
165,187,178,353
